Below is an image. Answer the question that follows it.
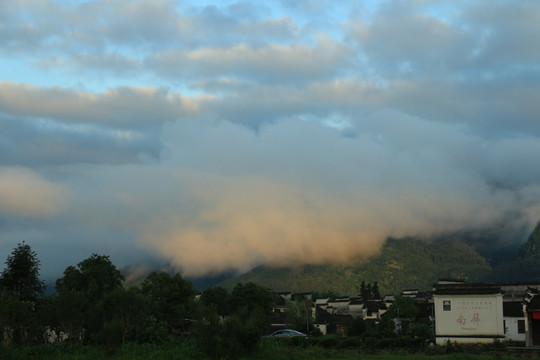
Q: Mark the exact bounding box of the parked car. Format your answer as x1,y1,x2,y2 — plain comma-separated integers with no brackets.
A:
263,329,308,338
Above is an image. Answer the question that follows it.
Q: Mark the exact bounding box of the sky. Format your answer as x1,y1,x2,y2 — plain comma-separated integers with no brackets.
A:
1,0,540,281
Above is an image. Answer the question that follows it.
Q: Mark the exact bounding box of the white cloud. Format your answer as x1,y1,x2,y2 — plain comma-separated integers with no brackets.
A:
0,167,68,217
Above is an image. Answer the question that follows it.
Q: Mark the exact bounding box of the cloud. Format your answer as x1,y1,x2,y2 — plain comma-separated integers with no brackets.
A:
124,117,540,276
147,36,351,84
0,82,196,128
0,167,68,217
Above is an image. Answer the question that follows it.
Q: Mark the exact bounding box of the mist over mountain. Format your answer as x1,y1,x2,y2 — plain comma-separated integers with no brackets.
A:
486,222,540,282
215,223,539,295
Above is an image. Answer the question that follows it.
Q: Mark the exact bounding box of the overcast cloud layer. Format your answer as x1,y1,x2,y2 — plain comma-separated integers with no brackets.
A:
1,0,540,279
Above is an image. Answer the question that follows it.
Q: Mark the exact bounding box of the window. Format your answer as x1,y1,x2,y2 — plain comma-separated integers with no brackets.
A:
518,320,525,334
443,300,451,311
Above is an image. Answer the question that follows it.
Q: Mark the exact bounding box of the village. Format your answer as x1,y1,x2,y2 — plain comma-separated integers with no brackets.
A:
269,279,540,347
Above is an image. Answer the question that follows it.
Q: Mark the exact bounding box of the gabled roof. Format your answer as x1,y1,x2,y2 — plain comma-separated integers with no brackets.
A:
363,300,386,311
316,307,353,324
433,283,503,295
527,294,540,311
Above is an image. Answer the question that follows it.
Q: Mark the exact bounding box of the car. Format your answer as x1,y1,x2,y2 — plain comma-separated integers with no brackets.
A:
263,329,308,338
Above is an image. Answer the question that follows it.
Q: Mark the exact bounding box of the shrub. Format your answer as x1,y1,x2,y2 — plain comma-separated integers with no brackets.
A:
317,335,340,348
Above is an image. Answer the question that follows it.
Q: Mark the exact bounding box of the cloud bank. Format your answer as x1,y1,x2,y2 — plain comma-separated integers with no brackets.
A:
1,0,539,278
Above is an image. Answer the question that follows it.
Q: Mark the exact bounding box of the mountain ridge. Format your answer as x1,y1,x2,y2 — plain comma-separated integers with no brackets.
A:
218,235,494,295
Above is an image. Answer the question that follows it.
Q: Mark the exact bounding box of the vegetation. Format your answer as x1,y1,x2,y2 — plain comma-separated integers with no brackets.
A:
219,237,492,294
0,242,280,358
0,337,532,360
488,222,540,281
1,223,539,359
0,242,46,302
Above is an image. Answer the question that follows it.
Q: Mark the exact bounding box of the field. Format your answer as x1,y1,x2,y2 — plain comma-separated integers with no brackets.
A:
1,339,537,360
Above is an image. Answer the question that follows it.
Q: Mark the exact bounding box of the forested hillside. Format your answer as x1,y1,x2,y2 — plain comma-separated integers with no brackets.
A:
486,222,540,282
219,237,492,295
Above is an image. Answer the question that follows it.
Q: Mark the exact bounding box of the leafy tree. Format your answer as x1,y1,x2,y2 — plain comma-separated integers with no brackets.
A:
54,254,125,343
0,292,38,346
286,299,313,332
0,242,45,302
200,286,230,316
43,290,89,342
140,271,197,334
384,296,418,335
194,281,276,358
56,253,124,302
228,282,274,319
100,287,149,344
386,296,418,319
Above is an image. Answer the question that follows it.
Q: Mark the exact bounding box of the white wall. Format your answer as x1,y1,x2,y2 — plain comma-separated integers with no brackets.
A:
504,317,526,342
434,293,504,345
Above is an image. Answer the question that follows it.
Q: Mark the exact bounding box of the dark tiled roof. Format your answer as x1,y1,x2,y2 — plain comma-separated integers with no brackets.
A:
315,306,353,323
329,298,350,303
364,300,386,311
503,302,524,317
527,295,540,310
433,283,502,295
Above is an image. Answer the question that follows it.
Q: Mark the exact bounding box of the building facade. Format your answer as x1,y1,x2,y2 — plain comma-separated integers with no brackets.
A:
433,283,504,345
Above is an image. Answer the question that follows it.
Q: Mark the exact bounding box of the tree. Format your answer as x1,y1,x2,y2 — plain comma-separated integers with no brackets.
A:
228,282,274,318
100,287,150,344
286,299,313,332
372,282,381,299
140,271,197,334
0,242,45,302
384,296,418,335
56,253,124,302
54,254,125,343
195,282,275,359
200,286,230,316
43,291,90,342
386,296,418,319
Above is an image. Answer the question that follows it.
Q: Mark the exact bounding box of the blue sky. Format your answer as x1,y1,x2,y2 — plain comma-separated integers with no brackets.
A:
1,0,540,281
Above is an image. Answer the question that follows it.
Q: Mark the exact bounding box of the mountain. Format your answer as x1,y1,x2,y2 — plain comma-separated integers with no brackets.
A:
486,222,540,282
218,236,492,295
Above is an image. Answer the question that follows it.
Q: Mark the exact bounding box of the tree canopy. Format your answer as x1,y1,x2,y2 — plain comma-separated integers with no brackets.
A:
0,242,45,302
56,253,124,301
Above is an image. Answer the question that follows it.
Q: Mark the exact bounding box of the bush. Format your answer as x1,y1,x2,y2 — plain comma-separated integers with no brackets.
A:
346,317,366,336
193,307,264,360
131,321,171,344
317,335,340,348
408,323,432,339
339,337,362,348
91,320,123,356
362,336,379,350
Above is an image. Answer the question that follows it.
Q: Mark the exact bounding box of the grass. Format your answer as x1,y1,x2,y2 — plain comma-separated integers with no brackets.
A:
0,338,532,360
245,339,521,360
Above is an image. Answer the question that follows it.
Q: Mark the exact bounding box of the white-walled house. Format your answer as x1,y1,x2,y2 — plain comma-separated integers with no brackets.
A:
433,283,505,345
503,301,526,343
